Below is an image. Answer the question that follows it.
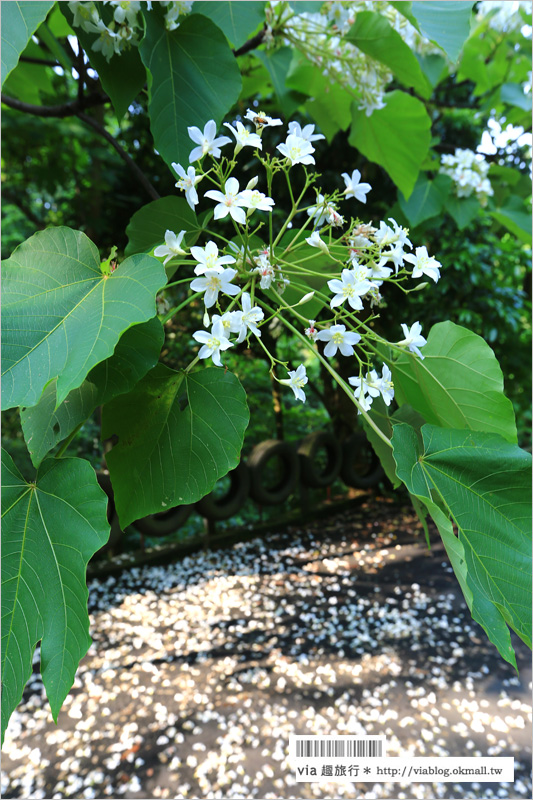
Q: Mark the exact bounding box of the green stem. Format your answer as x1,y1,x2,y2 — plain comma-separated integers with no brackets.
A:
264,293,393,449
162,292,201,324
55,422,84,458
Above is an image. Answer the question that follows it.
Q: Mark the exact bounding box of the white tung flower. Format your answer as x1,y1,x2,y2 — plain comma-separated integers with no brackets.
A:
315,325,361,358
245,109,283,129
279,364,308,403
364,365,395,406
403,246,441,283
190,241,236,275
187,120,232,163
239,188,275,213
305,231,330,254
224,120,262,154
153,229,187,265
204,177,248,225
307,194,329,227
398,321,427,359
193,320,233,367
287,121,325,142
327,268,373,311
230,292,264,343
172,162,202,209
347,375,374,414
276,134,315,166
341,169,372,203
190,268,240,308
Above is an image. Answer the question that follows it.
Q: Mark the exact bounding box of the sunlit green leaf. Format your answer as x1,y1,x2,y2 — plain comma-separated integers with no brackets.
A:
391,321,517,443
1,227,167,411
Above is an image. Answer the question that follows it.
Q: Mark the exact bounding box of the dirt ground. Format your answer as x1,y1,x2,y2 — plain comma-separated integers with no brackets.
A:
2,495,531,800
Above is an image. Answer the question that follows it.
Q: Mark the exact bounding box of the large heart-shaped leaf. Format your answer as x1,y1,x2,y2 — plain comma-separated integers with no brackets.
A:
391,321,517,443
392,423,532,668
1,227,167,411
349,91,431,198
191,1,265,48
125,196,199,257
1,450,109,744
102,366,249,528
139,11,241,170
20,318,164,468
346,11,431,97
1,1,55,86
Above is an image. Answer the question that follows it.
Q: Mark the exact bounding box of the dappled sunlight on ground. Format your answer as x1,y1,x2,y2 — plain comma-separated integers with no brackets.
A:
2,498,531,799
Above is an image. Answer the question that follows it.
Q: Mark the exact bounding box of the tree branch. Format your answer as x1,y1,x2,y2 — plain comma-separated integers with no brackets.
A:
1,91,108,117
233,26,267,57
19,55,60,67
76,112,160,201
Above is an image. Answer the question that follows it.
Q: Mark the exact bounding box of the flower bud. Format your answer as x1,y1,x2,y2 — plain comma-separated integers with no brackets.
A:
297,291,315,305
411,282,429,291
246,176,259,191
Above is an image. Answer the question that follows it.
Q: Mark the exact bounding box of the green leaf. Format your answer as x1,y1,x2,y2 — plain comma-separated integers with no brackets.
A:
445,194,480,229
60,5,146,121
1,450,109,743
191,1,265,48
293,1,325,11
1,0,55,86
346,12,431,97
257,48,307,118
125,196,199,257
391,321,518,443
398,174,452,227
491,197,533,245
2,58,55,105
1,227,167,411
102,366,249,528
285,54,351,137
20,319,164,468
139,11,241,171
305,82,352,141
392,423,532,667
416,53,448,88
500,82,533,112
410,1,474,61
349,91,432,198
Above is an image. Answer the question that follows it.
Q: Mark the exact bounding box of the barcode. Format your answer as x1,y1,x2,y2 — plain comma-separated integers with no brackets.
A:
295,738,383,758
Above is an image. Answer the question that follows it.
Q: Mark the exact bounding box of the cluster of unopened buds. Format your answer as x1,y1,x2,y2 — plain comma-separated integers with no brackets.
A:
153,113,442,419
68,0,194,59
439,148,494,207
